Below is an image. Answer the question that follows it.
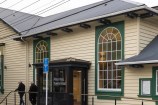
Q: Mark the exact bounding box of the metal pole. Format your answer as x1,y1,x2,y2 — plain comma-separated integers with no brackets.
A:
25,93,26,105
6,98,7,105
142,100,143,105
115,99,116,105
14,92,16,105
92,97,94,105
46,73,48,105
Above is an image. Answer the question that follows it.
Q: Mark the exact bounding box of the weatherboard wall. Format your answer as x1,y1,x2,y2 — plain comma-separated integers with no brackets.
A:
49,17,155,105
139,17,158,51
0,20,28,104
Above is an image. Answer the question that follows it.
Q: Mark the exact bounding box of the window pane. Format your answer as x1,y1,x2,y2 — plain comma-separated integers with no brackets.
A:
99,44,102,52
103,43,107,51
107,62,112,70
117,80,121,88
113,28,119,36
113,80,116,88
99,80,104,88
116,33,121,41
112,41,116,50
117,51,121,60
103,62,107,70
117,70,121,79
107,42,111,51
99,62,103,70
99,52,106,61
117,41,121,50
112,51,116,60
107,27,113,33
99,71,104,79
108,70,112,79
107,52,111,60
113,70,117,79
108,80,112,88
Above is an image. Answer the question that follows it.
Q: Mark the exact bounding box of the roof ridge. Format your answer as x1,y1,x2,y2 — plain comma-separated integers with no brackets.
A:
120,0,144,6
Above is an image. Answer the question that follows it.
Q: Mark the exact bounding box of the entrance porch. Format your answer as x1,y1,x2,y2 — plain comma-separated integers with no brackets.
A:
33,57,91,105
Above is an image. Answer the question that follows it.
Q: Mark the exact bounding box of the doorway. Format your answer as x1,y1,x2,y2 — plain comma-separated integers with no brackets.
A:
73,70,81,105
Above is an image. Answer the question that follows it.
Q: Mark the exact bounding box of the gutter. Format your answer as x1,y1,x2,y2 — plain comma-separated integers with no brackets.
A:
14,5,158,39
115,60,158,66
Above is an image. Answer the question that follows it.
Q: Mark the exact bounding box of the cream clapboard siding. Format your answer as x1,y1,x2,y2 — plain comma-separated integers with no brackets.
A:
139,18,158,51
51,25,96,105
0,20,28,105
123,17,155,105
122,17,158,105
124,18,139,58
28,39,34,84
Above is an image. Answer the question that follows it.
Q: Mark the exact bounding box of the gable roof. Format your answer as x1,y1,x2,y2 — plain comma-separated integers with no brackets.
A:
0,7,42,34
19,0,145,36
116,35,158,66
0,0,158,38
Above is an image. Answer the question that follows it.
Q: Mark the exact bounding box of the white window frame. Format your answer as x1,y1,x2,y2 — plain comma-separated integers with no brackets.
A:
35,40,49,85
97,27,122,91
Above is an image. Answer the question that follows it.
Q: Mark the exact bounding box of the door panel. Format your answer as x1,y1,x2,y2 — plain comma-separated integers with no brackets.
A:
73,71,81,105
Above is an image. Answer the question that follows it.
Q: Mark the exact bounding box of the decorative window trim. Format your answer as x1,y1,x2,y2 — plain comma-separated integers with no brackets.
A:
138,78,151,98
95,21,124,99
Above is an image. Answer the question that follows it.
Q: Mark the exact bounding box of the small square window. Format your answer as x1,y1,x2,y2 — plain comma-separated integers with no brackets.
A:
139,78,151,97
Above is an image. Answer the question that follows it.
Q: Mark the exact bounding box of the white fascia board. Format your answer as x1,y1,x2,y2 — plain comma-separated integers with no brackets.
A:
115,60,158,66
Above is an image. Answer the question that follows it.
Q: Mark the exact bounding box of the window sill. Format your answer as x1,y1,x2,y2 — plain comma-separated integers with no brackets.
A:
97,96,121,100
138,95,151,98
96,91,123,100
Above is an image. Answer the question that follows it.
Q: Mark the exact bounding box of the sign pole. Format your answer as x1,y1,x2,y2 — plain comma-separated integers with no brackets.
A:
43,58,49,105
46,72,48,105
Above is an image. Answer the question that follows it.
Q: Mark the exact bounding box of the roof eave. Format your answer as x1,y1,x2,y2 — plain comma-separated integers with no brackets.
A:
115,60,158,66
14,5,157,40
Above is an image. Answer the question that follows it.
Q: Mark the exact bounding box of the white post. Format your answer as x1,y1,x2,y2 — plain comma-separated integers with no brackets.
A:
46,73,48,105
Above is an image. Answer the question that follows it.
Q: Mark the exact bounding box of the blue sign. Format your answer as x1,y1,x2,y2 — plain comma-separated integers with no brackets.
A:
43,58,49,73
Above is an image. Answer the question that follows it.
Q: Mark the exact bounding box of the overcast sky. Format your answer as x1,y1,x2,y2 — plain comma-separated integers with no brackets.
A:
0,0,157,17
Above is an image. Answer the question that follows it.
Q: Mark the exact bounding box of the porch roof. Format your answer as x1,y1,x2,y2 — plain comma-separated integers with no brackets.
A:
115,35,158,66
33,57,91,69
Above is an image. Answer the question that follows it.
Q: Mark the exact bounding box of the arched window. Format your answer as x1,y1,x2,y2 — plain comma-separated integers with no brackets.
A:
34,39,50,89
35,40,49,63
98,27,122,91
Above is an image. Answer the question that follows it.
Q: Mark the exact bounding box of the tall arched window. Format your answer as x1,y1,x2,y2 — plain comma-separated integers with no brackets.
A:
34,39,50,87
98,27,122,91
35,40,49,63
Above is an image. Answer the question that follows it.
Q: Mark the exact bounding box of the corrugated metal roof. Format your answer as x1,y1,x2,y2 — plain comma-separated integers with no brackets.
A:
20,0,143,36
116,35,158,65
